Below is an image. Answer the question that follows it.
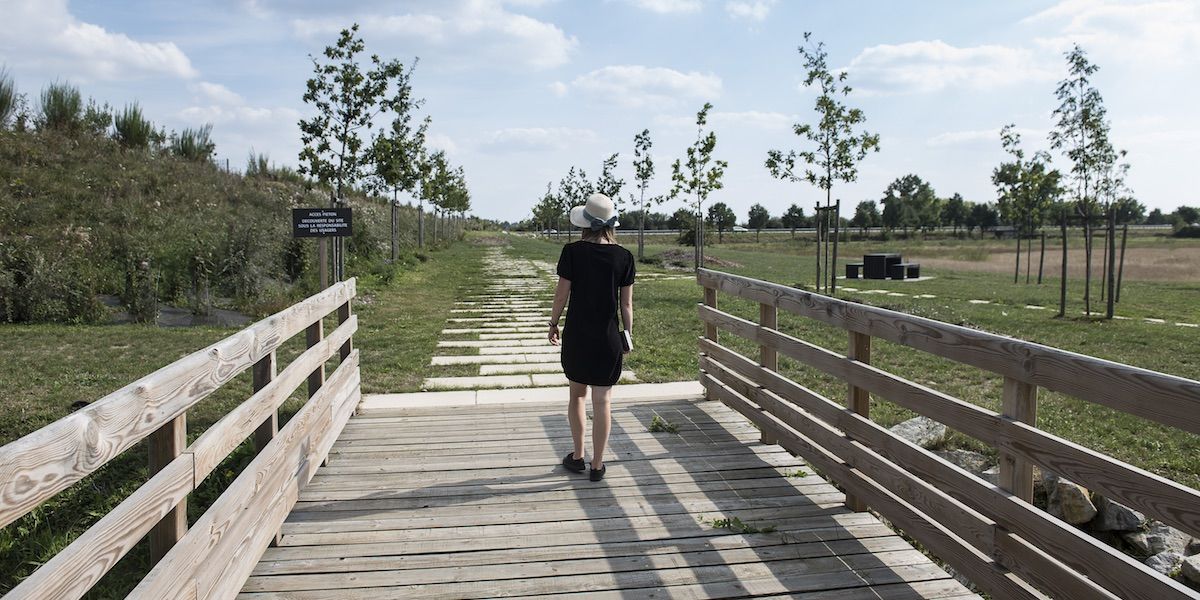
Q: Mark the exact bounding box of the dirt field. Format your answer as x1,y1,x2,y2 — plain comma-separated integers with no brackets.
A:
911,245,1200,282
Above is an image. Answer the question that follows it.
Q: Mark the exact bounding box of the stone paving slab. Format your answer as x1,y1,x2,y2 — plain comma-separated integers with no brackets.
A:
478,332,546,340
431,354,560,366
441,327,545,335
478,345,560,355
479,362,562,375
438,339,554,348
358,382,706,410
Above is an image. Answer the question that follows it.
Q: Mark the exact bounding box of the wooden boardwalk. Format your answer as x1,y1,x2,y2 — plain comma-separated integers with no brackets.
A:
239,391,977,599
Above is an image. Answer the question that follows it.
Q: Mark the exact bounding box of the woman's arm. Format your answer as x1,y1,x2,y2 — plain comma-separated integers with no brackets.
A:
619,284,633,339
548,276,571,345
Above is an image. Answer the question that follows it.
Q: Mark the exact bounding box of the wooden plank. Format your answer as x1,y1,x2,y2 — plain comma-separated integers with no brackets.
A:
147,412,186,563
697,268,1200,436
0,278,354,528
4,454,194,600
702,330,1200,541
128,352,359,599
699,306,1003,446
252,351,278,456
243,541,924,592
759,301,778,446
251,527,903,577
999,377,1037,503
540,576,975,600
701,348,1196,600
236,549,942,599
702,373,1046,600
188,317,357,482
845,330,870,512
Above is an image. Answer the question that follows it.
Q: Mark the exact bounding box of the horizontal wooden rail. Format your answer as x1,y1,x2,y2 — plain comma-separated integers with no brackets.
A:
1,279,359,600
695,269,1200,600
0,280,355,529
697,268,1200,436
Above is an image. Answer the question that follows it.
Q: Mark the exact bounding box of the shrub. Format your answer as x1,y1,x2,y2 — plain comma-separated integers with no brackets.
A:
38,81,83,132
113,103,154,150
245,150,270,177
171,124,215,162
1173,225,1200,238
0,237,105,323
0,68,15,129
81,100,112,137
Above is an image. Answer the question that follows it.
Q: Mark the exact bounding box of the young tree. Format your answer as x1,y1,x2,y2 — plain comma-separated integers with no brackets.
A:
371,59,426,260
669,207,694,231
748,203,770,242
299,23,403,280
993,125,1061,283
881,175,936,237
671,103,727,270
966,202,1000,238
941,193,968,235
851,200,880,237
707,202,737,243
781,204,806,238
632,129,665,260
766,32,879,289
423,150,451,243
0,68,15,129
532,182,561,235
1049,44,1116,316
557,166,593,240
594,153,624,201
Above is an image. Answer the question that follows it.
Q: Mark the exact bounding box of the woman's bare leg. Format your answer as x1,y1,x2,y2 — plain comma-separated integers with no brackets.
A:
590,385,613,469
568,381,588,460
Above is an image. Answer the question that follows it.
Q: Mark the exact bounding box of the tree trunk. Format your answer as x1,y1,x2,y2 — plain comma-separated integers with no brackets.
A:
1014,231,1021,284
831,199,840,293
418,200,425,248
391,188,398,262
637,192,645,261
814,203,822,291
1100,219,1109,303
1038,232,1046,284
1106,208,1116,319
1083,215,1092,315
1116,223,1128,303
1025,228,1032,285
1059,211,1068,317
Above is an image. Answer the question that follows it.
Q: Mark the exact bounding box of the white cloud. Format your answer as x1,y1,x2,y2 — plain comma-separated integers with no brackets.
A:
846,40,1055,95
479,127,597,152
190,82,244,106
569,65,722,108
548,81,569,97
0,0,197,81
1024,0,1200,67
426,132,460,155
623,0,703,14
291,0,577,70
724,0,776,21
926,127,1042,147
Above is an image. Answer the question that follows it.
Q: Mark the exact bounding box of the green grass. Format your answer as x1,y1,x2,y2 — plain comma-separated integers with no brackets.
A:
648,414,679,434
505,234,1200,490
702,515,777,534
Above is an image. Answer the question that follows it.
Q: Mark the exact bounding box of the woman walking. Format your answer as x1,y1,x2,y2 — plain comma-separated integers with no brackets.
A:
548,193,635,482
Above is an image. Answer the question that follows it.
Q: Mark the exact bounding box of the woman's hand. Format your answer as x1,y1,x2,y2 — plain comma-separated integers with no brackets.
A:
548,324,560,345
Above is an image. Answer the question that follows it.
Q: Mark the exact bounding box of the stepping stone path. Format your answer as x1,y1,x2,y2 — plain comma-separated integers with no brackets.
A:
422,246,637,390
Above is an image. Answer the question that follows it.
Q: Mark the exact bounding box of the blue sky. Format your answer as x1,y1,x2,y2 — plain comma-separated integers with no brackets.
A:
2,0,1198,222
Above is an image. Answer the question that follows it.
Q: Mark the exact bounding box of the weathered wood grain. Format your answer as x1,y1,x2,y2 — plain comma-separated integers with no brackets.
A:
697,268,1200,435
701,343,1198,600
998,377,1037,503
0,278,355,529
147,411,187,563
4,454,194,600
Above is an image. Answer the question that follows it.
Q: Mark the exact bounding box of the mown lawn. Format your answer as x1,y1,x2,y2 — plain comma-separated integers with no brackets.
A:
505,234,1200,490
0,239,487,597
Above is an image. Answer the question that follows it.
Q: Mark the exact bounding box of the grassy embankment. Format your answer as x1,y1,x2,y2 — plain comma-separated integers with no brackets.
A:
504,233,1200,491
0,240,487,597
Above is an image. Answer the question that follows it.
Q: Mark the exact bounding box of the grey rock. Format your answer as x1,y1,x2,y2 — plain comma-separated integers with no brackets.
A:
1144,551,1183,576
1183,555,1200,584
982,465,1001,485
1123,521,1191,556
1090,495,1145,532
890,416,947,449
1044,474,1097,525
934,449,991,475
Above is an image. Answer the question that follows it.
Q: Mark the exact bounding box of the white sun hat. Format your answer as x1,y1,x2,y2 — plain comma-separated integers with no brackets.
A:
569,193,620,230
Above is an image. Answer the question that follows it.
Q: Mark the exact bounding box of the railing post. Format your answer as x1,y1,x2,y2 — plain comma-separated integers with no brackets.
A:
251,350,281,547
337,298,353,362
759,302,778,445
999,377,1038,502
147,413,187,562
307,320,325,397
702,285,718,401
845,330,871,512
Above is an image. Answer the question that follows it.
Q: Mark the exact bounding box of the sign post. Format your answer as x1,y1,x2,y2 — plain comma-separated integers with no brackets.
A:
293,208,353,289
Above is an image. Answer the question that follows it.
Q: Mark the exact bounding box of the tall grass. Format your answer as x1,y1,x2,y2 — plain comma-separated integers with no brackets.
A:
112,103,154,150
171,123,215,161
0,68,15,128
38,81,82,132
245,149,271,177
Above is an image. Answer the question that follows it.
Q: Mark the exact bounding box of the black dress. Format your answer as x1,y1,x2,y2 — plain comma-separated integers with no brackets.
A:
556,241,636,386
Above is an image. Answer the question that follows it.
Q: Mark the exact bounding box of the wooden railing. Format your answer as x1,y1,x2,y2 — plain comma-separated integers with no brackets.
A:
696,268,1200,600
0,279,360,599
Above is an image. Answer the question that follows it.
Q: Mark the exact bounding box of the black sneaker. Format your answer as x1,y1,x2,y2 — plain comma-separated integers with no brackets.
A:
562,451,586,473
589,464,607,482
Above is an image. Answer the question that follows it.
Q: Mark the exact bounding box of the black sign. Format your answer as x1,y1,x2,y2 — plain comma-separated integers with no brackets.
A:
292,208,352,238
